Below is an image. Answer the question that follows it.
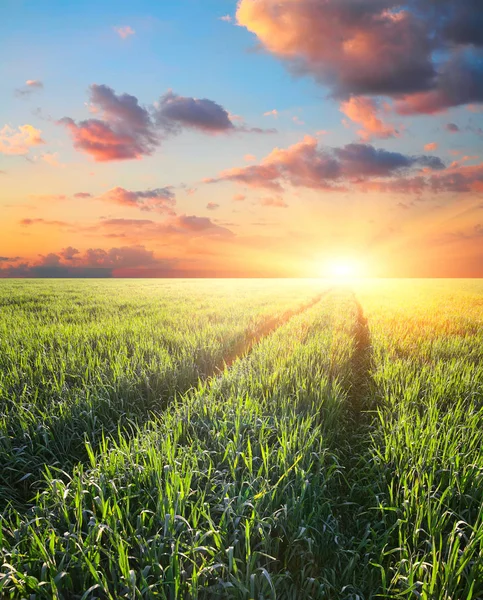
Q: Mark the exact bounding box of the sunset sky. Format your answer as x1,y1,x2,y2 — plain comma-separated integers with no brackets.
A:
1,0,483,277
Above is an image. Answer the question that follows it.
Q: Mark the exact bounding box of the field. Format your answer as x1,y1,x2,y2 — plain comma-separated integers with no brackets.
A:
1,279,483,599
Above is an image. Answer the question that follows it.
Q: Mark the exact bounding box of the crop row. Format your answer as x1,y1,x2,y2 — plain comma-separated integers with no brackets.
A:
0,279,325,505
1,288,358,598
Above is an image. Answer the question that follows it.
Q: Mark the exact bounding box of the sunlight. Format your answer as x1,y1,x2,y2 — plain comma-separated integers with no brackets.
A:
324,257,366,280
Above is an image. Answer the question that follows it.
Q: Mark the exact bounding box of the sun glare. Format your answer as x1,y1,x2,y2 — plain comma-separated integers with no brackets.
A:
325,258,366,280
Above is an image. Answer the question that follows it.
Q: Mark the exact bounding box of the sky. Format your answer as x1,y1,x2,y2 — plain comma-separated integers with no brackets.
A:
1,0,483,278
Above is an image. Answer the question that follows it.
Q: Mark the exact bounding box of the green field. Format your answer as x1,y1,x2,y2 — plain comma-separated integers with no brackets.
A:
1,279,483,599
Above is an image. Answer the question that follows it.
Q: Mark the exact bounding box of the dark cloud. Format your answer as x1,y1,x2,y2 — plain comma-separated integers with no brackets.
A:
206,202,220,210
0,256,22,262
74,192,93,199
61,85,270,162
237,0,483,113
155,91,235,133
0,245,169,278
205,136,444,191
445,123,460,133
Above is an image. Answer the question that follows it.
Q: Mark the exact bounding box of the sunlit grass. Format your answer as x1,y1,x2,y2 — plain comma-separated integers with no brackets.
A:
1,279,483,598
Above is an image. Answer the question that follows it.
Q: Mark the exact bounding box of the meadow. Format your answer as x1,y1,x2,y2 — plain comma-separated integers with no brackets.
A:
0,278,482,599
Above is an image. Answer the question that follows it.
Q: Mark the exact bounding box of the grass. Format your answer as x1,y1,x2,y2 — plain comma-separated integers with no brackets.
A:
1,278,483,598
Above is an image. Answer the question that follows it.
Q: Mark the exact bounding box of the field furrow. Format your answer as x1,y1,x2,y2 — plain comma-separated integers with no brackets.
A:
0,280,326,506
0,288,362,599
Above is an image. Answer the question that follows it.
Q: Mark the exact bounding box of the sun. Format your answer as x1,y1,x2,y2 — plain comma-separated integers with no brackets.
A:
325,257,366,280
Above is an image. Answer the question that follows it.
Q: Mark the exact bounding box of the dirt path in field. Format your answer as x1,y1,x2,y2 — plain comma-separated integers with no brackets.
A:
348,293,374,416
219,290,330,371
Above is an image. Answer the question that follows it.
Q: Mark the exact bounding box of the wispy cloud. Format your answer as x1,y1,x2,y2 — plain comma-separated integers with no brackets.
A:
113,25,135,39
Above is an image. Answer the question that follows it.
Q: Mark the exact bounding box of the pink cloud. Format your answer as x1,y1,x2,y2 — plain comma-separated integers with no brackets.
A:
206,202,220,210
206,136,444,191
114,26,135,39
233,194,246,201
60,84,158,162
340,97,399,141
424,142,438,152
244,154,256,162
236,0,483,113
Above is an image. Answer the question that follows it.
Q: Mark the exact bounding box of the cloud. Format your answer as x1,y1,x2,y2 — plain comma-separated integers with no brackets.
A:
74,192,93,199
219,15,232,22
424,142,438,152
0,256,22,262
244,154,256,162
61,85,266,161
360,161,483,194
206,202,219,210
101,214,234,238
206,135,444,191
260,196,288,208
15,80,43,97
155,91,236,134
60,247,80,260
341,97,399,141
28,194,67,202
20,218,70,227
0,124,45,155
60,84,159,161
263,109,278,118
42,152,62,167
394,53,483,115
114,25,135,39
99,186,176,214
236,0,483,113
0,245,168,278
445,123,460,133
233,193,246,201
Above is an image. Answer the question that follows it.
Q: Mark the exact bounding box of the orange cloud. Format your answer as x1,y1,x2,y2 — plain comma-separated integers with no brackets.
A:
424,142,438,151
340,97,399,141
0,124,45,155
260,196,288,208
42,152,62,167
